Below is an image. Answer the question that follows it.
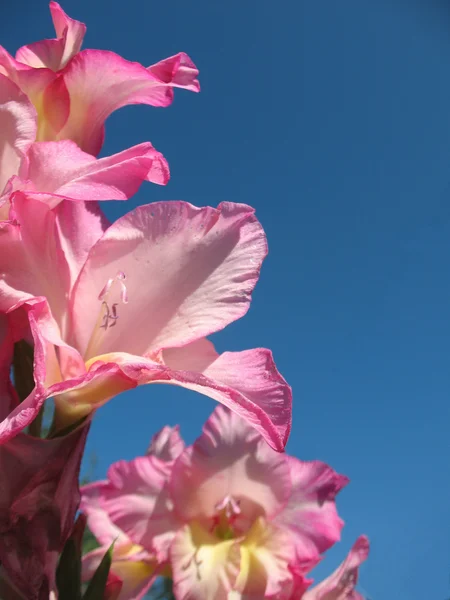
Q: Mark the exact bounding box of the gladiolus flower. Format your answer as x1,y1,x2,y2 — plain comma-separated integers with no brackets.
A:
0,194,291,450
0,72,169,219
0,2,199,157
81,407,351,600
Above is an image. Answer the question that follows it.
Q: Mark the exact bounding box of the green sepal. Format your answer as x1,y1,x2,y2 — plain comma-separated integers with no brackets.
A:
56,538,82,600
82,541,115,600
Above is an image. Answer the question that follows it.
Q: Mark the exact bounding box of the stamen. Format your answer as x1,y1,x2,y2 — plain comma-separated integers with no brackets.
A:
83,271,128,361
215,495,241,518
98,271,128,304
182,551,203,580
99,302,119,330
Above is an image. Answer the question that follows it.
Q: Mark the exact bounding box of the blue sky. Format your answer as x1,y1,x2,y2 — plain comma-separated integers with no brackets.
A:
4,1,450,598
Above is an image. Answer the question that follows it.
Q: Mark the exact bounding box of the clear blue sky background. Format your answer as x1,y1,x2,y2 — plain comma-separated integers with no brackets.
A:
3,1,450,598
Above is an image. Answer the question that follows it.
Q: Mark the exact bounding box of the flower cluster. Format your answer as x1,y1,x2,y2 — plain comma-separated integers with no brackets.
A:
82,407,369,600
0,3,369,599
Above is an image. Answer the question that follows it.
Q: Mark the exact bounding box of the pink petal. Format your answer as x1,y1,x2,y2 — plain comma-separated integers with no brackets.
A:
0,75,36,193
18,139,169,207
170,404,291,529
171,522,240,600
162,340,292,451
273,458,349,565
0,193,71,320
55,342,291,452
71,201,267,360
49,1,86,68
80,481,131,546
55,199,109,289
82,455,179,561
0,298,84,443
303,536,370,600
15,37,67,73
236,519,297,599
0,46,56,114
41,49,199,154
146,425,185,461
15,2,86,71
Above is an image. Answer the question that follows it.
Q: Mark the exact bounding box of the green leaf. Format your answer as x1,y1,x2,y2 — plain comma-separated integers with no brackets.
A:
56,538,82,600
82,542,115,600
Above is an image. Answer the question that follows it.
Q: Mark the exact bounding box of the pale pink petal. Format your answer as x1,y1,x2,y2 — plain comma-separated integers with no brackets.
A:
15,3,85,70
15,38,66,72
146,425,185,461
82,544,156,600
71,201,267,360
236,519,296,599
82,456,179,561
80,481,131,546
0,193,71,322
40,49,199,154
49,1,86,68
285,567,313,600
303,537,369,600
0,75,36,193
0,46,56,115
170,404,291,529
18,139,169,207
171,522,240,600
55,199,109,289
273,458,349,565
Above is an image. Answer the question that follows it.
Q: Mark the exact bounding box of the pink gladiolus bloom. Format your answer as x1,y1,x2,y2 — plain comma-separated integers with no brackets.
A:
0,423,89,599
0,193,291,450
0,2,199,156
0,72,169,217
81,407,349,600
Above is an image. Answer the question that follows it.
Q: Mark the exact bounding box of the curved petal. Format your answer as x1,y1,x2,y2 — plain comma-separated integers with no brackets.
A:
236,519,295,599
163,340,292,452
55,199,109,289
70,201,267,359
80,481,131,546
146,425,185,461
0,75,36,193
303,536,369,600
170,522,240,600
19,139,169,207
170,404,291,529
40,49,199,154
54,343,291,452
273,458,349,565
0,193,71,324
0,45,55,105
85,456,179,561
15,2,86,71
49,1,86,68
0,298,84,443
